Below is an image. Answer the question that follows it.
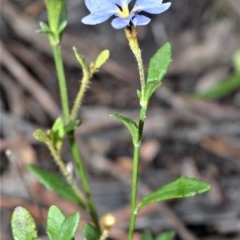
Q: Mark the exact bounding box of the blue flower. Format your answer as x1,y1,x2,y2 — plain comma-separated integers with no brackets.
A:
81,0,171,29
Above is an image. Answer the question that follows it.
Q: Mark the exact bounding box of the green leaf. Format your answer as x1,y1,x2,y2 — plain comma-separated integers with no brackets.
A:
47,205,66,240
143,80,162,104
47,206,80,240
141,230,153,240
73,46,88,72
194,49,240,100
33,129,50,143
136,176,211,212
94,49,110,70
110,113,139,144
143,42,172,102
11,207,38,240
37,21,52,34
58,20,68,36
51,117,65,151
147,42,171,83
28,165,84,206
58,212,80,240
64,119,82,134
194,73,240,100
83,223,101,240
156,231,175,240
45,0,67,38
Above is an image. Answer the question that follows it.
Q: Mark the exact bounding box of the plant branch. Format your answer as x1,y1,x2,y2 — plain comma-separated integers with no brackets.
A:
70,47,91,120
128,106,147,240
51,43,70,124
68,132,100,230
47,142,86,207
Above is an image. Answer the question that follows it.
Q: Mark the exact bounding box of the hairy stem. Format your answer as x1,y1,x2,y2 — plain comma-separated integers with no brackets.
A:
47,143,86,207
124,27,145,91
70,47,91,120
51,43,99,229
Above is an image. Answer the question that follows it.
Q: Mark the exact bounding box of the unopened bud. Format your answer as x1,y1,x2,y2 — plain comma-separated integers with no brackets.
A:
101,213,116,231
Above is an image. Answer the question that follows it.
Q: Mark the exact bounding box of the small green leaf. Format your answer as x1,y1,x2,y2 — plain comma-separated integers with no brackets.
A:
94,49,110,70
28,165,84,206
33,129,49,143
64,119,82,134
11,207,38,240
194,73,240,100
143,80,162,103
137,89,141,99
143,42,171,103
110,113,139,144
136,176,211,212
47,205,66,240
45,0,67,40
83,223,101,240
47,206,80,240
58,212,80,240
156,231,175,240
141,230,153,240
194,49,240,100
58,20,68,35
147,42,171,83
37,21,52,34
51,117,65,151
73,47,88,72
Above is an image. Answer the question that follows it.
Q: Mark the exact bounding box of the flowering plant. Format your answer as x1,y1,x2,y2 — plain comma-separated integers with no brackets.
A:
10,0,211,239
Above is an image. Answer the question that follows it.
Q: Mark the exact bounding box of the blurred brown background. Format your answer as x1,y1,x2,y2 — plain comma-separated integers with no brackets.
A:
1,0,240,239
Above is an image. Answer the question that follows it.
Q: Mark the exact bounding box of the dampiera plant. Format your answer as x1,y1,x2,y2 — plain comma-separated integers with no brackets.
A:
81,1,210,240
10,0,211,239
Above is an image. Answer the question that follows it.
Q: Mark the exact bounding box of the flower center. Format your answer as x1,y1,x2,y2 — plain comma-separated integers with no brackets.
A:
118,6,130,18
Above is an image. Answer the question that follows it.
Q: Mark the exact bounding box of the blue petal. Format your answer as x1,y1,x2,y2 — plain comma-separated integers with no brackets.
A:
85,0,118,13
82,0,120,25
132,15,151,26
142,3,171,14
111,16,132,29
82,12,114,25
133,0,171,14
110,0,132,7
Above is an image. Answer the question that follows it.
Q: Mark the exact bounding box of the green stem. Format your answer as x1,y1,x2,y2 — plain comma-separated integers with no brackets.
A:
68,132,100,230
51,43,99,229
125,26,148,240
128,106,147,240
70,47,91,120
70,72,89,120
47,143,86,208
51,43,70,124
